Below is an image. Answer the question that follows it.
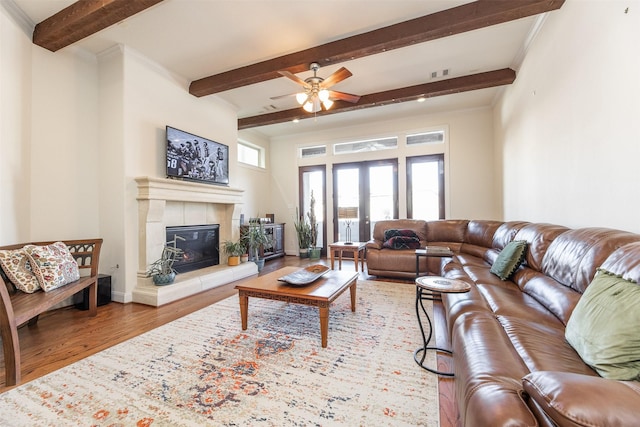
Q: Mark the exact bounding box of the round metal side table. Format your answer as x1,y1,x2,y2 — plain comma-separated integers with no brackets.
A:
414,276,470,376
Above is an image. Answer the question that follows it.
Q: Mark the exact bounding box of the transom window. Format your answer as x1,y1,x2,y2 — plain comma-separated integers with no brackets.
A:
238,141,263,168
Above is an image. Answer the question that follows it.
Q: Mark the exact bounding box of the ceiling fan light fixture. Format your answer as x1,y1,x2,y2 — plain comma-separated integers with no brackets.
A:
318,89,330,102
296,92,308,105
303,101,314,113
322,99,333,110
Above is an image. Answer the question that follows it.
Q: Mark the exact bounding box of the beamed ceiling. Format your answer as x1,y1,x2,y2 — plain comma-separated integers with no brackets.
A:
17,0,565,136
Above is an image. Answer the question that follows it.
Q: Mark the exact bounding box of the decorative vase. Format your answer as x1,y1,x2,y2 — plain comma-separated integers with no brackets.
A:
299,248,309,258
309,247,321,259
255,258,265,272
241,254,249,263
228,255,240,266
152,272,176,286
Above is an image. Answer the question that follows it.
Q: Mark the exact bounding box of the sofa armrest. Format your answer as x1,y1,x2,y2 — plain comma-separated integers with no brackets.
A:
366,240,383,250
523,371,640,427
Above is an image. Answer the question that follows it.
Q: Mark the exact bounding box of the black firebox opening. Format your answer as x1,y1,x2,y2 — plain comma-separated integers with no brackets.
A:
166,224,219,273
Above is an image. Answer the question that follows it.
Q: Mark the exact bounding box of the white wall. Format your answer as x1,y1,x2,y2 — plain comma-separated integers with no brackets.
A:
266,107,498,255
0,4,32,243
236,129,272,220
30,46,100,239
494,0,640,232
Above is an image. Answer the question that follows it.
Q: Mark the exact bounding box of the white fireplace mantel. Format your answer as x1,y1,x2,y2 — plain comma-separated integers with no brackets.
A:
135,176,244,205
132,176,257,306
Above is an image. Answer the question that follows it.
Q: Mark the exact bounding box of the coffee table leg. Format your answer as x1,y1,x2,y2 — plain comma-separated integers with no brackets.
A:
319,304,329,348
330,249,335,270
239,292,248,330
349,281,357,312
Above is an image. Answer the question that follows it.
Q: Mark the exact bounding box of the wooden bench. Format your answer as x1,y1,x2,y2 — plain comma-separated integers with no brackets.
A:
0,238,102,386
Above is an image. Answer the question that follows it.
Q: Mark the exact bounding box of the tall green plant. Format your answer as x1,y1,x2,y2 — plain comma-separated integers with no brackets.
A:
294,207,312,249
307,190,318,248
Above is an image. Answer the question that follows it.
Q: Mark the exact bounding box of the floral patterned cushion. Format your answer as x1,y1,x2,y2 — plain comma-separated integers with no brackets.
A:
24,242,80,292
0,248,41,293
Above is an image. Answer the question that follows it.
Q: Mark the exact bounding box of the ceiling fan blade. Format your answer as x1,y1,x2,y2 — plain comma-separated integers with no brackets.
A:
278,70,309,88
321,67,353,88
328,90,360,103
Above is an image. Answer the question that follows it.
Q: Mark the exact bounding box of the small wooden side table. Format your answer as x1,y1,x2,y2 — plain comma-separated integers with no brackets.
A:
329,241,367,272
414,276,470,376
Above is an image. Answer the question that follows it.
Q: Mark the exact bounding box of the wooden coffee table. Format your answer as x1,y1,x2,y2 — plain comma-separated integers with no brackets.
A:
235,267,358,348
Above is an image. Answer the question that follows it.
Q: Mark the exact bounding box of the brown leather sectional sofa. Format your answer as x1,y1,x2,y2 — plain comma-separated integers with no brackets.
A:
366,219,640,427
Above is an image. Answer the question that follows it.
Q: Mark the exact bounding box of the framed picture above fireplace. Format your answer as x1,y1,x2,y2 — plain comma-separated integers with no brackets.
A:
166,126,229,186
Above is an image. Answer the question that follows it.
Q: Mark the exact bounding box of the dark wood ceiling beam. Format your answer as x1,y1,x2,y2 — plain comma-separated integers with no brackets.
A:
238,68,516,130
33,0,165,52
191,0,564,97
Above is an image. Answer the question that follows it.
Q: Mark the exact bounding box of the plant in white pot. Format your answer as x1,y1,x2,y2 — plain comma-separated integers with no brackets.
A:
146,236,184,285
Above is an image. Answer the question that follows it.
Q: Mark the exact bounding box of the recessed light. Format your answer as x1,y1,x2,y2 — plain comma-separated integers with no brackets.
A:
417,97,426,103
292,119,299,123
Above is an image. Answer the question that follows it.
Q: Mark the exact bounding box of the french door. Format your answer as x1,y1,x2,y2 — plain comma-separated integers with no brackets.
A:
333,159,398,243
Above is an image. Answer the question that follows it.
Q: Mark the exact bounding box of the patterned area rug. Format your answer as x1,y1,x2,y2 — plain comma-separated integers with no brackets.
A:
0,280,438,426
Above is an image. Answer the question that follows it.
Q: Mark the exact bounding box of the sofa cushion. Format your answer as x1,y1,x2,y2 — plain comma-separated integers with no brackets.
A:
0,248,41,293
490,240,527,280
383,235,421,249
523,371,640,427
565,269,640,380
24,242,80,292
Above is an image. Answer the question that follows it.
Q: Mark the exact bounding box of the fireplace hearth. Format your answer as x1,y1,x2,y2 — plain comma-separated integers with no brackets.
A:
166,224,219,273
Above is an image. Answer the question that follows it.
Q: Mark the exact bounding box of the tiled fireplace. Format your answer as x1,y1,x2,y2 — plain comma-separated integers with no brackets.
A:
132,177,257,306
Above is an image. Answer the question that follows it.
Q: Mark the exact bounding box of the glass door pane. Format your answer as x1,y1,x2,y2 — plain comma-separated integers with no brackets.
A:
333,160,397,243
407,155,444,220
335,168,360,243
368,164,396,239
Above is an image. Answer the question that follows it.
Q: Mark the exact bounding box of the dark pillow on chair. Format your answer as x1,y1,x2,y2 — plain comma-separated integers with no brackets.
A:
384,229,420,241
383,236,421,250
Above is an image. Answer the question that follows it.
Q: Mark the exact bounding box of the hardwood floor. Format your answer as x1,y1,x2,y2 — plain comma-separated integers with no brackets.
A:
0,256,458,426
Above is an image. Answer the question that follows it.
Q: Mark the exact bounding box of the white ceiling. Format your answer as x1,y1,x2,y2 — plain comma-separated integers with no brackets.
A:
12,0,542,138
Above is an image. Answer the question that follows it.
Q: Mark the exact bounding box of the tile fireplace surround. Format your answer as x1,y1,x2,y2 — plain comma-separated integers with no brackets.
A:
132,177,257,306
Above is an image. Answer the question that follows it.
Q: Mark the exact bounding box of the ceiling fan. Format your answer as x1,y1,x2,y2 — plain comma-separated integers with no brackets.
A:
272,62,361,113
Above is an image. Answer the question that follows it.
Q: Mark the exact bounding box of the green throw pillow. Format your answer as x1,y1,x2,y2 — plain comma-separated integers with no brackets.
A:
490,240,527,280
565,269,640,380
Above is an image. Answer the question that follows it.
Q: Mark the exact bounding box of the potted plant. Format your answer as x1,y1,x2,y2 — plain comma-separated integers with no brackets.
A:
222,240,244,266
241,220,272,271
307,191,321,259
146,237,184,285
294,207,313,257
